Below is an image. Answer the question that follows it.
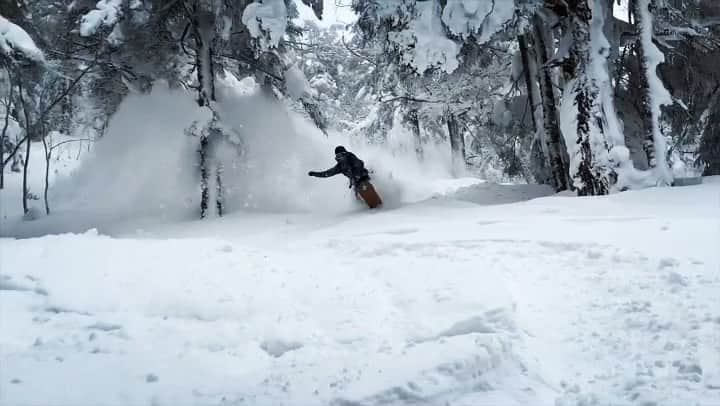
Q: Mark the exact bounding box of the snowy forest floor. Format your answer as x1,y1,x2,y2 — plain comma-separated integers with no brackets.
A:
1,174,719,406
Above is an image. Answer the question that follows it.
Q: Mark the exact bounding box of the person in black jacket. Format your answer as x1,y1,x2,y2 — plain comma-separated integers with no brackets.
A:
308,146,370,192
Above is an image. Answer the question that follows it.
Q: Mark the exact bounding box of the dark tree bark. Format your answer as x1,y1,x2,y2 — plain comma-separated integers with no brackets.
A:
191,5,216,108
18,79,32,214
403,107,423,160
519,32,552,184
699,95,720,175
0,84,12,190
446,110,465,175
199,131,210,218
189,1,219,219
41,126,50,215
532,14,571,191
215,164,224,216
518,34,538,131
301,98,328,136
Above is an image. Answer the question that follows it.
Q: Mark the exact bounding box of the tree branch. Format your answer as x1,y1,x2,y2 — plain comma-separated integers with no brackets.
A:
2,52,99,169
341,35,377,66
217,52,283,81
49,138,94,152
380,95,445,104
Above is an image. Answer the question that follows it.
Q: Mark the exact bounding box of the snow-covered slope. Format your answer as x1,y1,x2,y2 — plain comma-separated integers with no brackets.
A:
1,179,718,406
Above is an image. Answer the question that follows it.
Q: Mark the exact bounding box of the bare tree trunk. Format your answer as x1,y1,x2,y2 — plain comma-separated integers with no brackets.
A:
1,66,14,190
518,34,538,131
532,14,571,191
199,133,210,218
192,2,215,108
18,79,32,215
42,130,50,215
215,163,224,216
0,96,11,190
403,107,423,160
22,136,31,214
446,110,465,176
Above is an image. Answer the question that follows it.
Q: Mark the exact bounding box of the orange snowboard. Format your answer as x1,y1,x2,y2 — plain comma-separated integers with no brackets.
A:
356,181,383,209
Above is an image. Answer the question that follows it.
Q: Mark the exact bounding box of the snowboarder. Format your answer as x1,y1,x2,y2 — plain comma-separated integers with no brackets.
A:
308,146,382,208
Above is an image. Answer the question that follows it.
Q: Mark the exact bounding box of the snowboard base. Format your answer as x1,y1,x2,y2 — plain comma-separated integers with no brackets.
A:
356,181,382,209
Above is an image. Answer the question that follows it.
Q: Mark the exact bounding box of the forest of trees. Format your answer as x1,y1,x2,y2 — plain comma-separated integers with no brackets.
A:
1,0,719,218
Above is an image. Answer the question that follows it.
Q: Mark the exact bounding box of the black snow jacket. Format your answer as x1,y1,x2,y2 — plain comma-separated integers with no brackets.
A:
309,151,370,187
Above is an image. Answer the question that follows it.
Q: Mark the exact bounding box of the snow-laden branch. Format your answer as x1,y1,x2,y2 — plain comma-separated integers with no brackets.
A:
0,14,44,62
441,0,513,44
242,0,288,51
80,0,123,37
379,95,445,104
341,35,377,66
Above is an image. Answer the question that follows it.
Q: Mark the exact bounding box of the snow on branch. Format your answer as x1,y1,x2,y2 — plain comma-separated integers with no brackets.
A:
285,64,315,100
0,14,44,63
388,1,460,73
80,0,123,37
441,0,514,44
242,0,288,51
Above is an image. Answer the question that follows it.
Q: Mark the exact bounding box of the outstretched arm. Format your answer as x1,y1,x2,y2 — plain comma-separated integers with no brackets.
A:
309,165,341,178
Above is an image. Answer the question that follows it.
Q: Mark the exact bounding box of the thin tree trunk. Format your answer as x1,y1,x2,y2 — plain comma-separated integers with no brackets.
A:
18,79,32,215
404,107,423,160
22,135,31,214
518,34,538,131
41,125,50,215
446,110,465,176
59,77,73,135
532,14,570,191
1,68,14,189
0,97,11,190
199,133,210,218
215,164,224,216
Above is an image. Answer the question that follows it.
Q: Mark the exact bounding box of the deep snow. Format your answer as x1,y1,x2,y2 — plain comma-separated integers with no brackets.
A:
1,176,719,405
1,76,719,406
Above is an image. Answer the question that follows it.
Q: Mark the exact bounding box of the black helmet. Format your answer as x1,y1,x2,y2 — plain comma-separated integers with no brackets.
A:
334,145,347,154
